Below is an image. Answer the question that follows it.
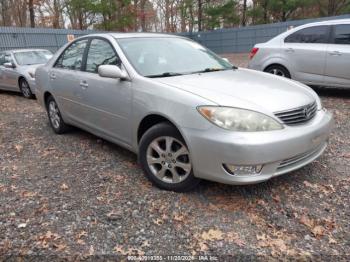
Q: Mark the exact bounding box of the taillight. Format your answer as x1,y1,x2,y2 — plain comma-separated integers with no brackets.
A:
249,47,259,60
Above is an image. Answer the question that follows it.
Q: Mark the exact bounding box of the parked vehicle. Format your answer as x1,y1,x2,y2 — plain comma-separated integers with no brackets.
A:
248,19,350,88
0,49,53,98
35,33,333,191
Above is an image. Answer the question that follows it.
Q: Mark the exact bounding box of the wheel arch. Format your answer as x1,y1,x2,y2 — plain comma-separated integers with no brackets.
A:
263,63,291,78
136,113,190,150
263,63,289,73
43,91,53,109
138,114,178,143
17,75,27,88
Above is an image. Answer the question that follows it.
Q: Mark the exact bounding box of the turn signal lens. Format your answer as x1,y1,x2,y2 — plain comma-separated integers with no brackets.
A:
198,107,213,119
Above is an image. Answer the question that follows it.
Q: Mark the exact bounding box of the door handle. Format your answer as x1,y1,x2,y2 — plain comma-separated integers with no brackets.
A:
285,48,295,53
329,51,341,56
80,80,88,89
49,73,56,80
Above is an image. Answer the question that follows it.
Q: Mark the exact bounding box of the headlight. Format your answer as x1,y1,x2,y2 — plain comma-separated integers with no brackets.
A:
198,106,283,132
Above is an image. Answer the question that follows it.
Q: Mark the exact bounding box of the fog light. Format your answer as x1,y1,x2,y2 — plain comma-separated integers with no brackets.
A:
223,164,263,175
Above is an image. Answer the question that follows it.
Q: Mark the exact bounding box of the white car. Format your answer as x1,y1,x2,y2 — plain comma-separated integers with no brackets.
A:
248,19,350,88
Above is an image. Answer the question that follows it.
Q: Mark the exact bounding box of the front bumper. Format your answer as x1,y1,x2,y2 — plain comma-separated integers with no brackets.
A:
182,109,333,185
27,78,37,95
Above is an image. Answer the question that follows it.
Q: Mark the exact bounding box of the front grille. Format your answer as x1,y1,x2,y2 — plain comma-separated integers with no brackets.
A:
274,101,317,126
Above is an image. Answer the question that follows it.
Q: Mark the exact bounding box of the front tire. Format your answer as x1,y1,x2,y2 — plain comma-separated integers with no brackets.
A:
139,123,200,192
46,95,69,134
19,78,34,99
264,65,291,79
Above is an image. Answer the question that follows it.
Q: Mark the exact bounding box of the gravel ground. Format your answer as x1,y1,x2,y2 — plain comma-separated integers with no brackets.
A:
0,56,349,260
222,53,250,68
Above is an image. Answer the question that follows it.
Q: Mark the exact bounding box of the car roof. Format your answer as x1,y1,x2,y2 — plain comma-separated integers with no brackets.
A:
300,18,350,27
2,48,51,53
268,18,350,42
81,32,181,39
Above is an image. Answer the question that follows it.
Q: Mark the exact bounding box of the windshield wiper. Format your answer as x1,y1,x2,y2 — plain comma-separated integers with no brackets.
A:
200,68,225,73
193,66,238,74
146,72,183,78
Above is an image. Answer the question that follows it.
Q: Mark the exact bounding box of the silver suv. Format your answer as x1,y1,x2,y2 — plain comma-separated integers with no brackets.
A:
248,19,350,88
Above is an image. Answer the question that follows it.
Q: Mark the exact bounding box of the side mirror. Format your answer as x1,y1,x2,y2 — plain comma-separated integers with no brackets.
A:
4,62,15,69
98,65,128,80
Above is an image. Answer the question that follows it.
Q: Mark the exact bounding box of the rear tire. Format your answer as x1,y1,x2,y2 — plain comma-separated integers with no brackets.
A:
264,65,291,79
19,78,34,99
46,95,69,134
139,122,200,192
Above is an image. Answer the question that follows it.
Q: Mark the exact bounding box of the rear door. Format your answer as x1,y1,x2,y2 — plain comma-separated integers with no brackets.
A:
324,24,350,87
283,25,331,85
49,39,89,122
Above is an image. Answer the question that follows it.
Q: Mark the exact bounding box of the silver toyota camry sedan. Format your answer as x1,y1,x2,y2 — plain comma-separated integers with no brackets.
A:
35,33,333,192
0,49,53,98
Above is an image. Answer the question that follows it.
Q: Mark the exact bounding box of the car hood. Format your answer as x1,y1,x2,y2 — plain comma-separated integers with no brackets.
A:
153,68,316,113
20,64,44,70
18,64,44,74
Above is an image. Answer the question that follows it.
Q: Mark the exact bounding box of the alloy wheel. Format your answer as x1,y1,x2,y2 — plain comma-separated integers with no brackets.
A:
20,80,31,98
268,68,285,77
146,136,192,184
48,101,61,129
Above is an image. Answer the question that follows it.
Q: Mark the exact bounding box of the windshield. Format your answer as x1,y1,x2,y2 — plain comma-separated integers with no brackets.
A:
14,50,53,65
117,37,233,77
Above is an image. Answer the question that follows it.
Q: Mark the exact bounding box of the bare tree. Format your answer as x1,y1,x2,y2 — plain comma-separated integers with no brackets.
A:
28,0,35,27
140,0,146,31
36,0,64,28
241,0,247,26
197,0,202,31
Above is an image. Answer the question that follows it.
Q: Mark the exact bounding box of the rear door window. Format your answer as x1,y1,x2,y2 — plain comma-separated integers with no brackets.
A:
333,24,350,45
54,39,88,70
285,26,330,44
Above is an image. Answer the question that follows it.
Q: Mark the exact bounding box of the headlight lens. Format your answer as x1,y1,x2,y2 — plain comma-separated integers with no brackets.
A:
198,106,283,132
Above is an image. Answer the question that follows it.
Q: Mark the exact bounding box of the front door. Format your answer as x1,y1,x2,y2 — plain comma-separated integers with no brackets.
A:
77,38,132,145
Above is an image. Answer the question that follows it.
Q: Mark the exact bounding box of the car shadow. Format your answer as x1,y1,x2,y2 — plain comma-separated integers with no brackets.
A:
57,123,285,199
60,120,316,201
0,90,23,97
0,89,38,100
61,124,137,161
